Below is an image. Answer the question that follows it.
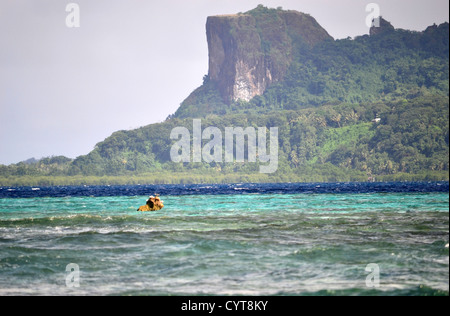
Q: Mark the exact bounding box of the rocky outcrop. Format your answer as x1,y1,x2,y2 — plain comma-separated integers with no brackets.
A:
369,17,395,36
206,6,333,103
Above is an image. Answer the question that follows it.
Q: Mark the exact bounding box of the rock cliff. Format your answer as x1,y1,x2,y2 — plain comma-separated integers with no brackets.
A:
369,16,395,36
206,6,333,103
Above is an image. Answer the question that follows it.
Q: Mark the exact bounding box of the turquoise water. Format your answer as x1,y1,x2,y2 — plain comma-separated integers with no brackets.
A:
0,192,448,295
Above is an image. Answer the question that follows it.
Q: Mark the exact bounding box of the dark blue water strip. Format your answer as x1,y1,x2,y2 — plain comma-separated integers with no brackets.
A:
0,182,448,199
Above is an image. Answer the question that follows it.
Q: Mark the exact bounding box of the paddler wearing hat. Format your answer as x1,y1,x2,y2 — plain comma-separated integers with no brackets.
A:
137,195,164,212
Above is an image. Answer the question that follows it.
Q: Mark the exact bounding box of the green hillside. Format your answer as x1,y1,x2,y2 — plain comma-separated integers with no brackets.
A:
0,7,448,186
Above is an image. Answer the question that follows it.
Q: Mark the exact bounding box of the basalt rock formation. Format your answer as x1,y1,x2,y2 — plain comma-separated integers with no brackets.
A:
206,6,333,103
369,16,395,36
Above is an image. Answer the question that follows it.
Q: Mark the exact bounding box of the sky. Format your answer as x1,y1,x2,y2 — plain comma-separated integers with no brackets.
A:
0,0,448,165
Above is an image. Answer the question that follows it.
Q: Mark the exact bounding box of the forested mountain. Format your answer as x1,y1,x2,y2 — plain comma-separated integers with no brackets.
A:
1,6,448,185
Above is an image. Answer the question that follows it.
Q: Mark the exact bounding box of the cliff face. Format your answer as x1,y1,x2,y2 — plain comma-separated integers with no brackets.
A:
369,17,395,36
206,7,333,103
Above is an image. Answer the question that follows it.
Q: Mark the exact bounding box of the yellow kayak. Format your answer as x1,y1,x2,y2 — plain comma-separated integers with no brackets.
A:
137,195,164,212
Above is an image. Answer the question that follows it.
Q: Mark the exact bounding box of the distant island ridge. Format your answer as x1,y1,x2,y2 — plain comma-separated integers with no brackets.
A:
1,5,448,186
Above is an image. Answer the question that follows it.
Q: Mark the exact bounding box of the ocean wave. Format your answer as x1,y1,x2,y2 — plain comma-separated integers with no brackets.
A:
0,214,147,229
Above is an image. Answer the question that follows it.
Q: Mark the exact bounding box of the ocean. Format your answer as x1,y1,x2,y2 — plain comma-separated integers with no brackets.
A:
0,182,448,296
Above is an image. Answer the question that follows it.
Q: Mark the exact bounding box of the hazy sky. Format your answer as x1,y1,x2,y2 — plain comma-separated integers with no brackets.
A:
0,0,448,165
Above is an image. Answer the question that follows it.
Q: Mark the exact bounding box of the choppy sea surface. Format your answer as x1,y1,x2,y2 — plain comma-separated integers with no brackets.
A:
0,182,448,296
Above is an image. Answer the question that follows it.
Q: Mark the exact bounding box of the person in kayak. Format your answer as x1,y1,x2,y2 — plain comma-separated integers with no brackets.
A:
137,195,164,212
